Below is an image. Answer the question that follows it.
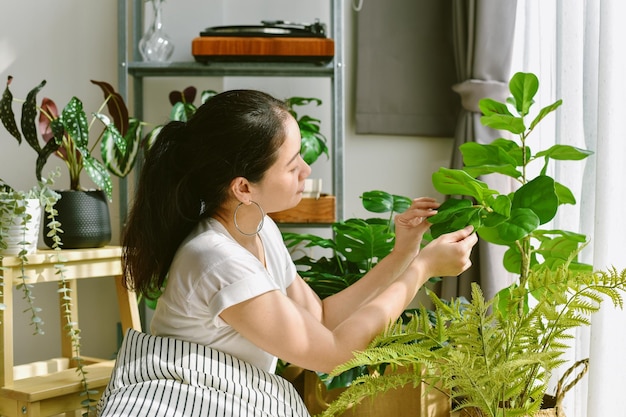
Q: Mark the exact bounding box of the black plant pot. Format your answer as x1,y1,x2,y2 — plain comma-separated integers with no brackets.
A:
44,189,112,249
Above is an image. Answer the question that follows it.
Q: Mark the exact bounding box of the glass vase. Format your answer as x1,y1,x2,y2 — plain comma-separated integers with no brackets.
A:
138,0,174,62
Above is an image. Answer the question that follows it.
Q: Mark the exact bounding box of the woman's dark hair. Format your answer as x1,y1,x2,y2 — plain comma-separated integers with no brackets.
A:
122,89,290,298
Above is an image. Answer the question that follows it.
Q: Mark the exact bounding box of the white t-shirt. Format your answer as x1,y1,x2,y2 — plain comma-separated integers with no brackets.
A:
150,216,297,373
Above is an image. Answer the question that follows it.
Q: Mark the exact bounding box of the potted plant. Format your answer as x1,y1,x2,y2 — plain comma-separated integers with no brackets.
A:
317,72,626,417
0,76,99,414
36,78,143,249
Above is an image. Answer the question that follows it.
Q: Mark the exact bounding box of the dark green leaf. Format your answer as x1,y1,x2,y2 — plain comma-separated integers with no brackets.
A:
361,190,394,213
0,76,21,142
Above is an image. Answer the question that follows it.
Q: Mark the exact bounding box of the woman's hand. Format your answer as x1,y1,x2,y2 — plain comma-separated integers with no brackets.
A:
392,197,440,259
415,225,477,279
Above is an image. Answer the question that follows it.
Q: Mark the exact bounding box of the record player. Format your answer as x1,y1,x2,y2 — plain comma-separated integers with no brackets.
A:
192,20,334,64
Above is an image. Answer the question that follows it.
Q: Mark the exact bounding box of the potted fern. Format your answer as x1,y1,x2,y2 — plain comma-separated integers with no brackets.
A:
317,72,626,417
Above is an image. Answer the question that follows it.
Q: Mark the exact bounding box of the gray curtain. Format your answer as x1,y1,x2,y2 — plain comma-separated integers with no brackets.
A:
440,0,518,300
355,0,459,136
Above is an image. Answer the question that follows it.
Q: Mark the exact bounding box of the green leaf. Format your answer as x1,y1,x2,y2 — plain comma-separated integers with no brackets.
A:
334,219,394,264
81,155,113,201
535,144,593,161
528,99,562,131
361,190,394,213
480,113,526,135
0,76,22,142
432,167,498,202
509,72,539,116
170,101,196,122
460,142,522,179
478,208,540,244
554,182,576,205
511,176,558,225
429,198,481,238
391,195,412,213
101,117,142,178
60,97,89,150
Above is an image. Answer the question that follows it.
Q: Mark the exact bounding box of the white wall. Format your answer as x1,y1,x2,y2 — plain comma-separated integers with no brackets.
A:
0,0,453,364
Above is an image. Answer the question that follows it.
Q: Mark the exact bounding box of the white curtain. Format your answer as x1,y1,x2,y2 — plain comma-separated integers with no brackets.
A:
512,1,626,416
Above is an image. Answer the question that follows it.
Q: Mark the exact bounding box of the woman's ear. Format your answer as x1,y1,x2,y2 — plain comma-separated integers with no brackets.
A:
230,177,252,203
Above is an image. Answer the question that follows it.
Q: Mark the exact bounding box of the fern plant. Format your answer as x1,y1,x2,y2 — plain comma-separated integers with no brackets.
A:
323,266,626,417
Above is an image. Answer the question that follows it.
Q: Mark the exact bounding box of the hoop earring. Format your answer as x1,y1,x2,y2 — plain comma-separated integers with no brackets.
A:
233,201,265,236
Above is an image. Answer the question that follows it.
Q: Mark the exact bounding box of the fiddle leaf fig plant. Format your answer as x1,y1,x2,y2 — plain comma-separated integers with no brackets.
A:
429,71,593,284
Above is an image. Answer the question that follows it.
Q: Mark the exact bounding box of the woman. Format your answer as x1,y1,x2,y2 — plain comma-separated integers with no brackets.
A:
97,90,477,417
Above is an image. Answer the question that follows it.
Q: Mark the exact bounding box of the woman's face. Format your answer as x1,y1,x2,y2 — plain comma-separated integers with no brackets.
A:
253,115,312,213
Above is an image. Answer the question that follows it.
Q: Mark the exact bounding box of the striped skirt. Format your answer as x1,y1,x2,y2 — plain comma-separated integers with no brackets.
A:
97,329,310,417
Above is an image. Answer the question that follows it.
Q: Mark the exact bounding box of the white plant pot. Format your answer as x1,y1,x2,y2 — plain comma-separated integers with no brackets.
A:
0,198,42,256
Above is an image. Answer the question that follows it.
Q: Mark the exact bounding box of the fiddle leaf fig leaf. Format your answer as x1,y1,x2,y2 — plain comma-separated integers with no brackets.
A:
512,176,559,225
509,71,539,116
432,167,498,202
460,142,522,178
555,182,576,205
478,208,540,244
479,96,526,134
529,100,562,131
535,144,593,161
429,198,481,238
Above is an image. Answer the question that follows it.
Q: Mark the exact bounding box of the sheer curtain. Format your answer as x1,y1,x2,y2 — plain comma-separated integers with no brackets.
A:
512,1,626,416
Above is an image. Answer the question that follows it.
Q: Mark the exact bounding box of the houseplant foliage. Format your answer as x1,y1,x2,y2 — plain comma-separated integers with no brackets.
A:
1,76,62,332
38,79,143,201
284,96,329,166
0,75,105,415
316,72,622,417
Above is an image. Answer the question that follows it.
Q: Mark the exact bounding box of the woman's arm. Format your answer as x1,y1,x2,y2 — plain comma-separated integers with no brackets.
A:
289,197,439,330
220,225,477,374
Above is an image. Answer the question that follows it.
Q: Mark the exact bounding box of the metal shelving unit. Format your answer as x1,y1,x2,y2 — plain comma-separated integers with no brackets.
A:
116,0,345,224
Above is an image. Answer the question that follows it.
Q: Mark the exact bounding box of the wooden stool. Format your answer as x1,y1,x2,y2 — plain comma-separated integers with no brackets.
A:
0,246,141,416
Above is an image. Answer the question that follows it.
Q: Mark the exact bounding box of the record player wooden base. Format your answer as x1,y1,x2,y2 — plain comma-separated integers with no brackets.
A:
192,36,334,64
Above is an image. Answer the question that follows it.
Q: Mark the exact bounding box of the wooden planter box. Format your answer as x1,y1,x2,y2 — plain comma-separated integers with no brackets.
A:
281,366,450,417
269,195,336,224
